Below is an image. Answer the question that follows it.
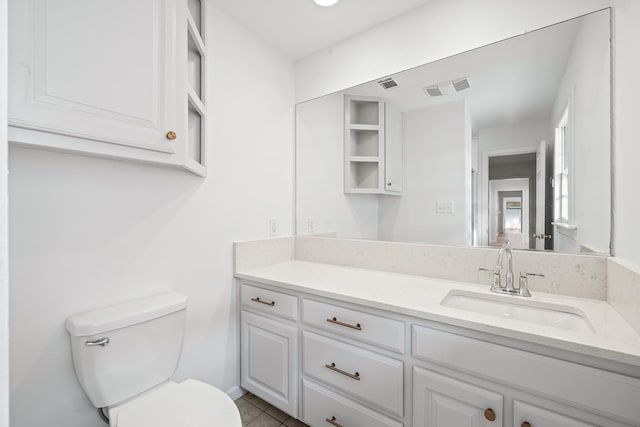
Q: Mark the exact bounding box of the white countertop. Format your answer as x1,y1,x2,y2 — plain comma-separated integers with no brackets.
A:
236,260,640,368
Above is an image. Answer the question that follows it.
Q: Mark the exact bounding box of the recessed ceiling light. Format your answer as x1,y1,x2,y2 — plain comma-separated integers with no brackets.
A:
314,0,339,6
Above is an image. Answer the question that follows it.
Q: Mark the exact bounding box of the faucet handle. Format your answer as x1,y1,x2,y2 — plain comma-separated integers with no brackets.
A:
479,267,502,290
518,272,544,297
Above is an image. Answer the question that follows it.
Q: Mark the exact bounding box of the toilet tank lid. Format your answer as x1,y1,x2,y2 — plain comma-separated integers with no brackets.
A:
65,292,188,337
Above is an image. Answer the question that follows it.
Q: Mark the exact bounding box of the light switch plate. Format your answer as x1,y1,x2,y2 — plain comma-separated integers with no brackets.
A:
269,218,278,236
436,201,455,214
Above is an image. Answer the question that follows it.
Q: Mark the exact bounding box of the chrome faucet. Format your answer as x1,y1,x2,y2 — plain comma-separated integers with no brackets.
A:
495,240,514,292
478,240,543,297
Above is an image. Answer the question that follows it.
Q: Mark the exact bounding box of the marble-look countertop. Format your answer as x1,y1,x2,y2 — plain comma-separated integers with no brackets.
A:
236,260,640,368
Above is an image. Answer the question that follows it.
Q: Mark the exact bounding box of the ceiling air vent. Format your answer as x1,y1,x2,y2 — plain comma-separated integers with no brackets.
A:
377,77,399,90
423,76,471,97
452,77,471,92
423,85,443,97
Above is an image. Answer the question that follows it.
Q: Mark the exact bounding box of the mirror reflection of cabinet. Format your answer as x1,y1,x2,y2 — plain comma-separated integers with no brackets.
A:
344,96,403,195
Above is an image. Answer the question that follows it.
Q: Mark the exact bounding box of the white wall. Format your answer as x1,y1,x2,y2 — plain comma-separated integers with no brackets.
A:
608,0,640,265
551,11,610,253
294,0,640,269
296,92,378,239
378,100,470,244
8,5,294,427
0,0,9,425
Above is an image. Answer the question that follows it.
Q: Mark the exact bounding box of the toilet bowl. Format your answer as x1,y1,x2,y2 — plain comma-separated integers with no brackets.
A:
108,380,240,427
65,292,241,427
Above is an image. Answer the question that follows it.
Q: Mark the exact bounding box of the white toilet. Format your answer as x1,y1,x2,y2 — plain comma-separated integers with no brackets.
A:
65,292,242,427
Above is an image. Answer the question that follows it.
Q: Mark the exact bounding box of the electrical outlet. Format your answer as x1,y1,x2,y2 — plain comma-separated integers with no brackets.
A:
269,218,278,236
307,218,315,233
436,201,455,214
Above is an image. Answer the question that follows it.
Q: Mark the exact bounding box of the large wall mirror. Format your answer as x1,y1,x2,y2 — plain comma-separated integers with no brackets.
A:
295,9,611,255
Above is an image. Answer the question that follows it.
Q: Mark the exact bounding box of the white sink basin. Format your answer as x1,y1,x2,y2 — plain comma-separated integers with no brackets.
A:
441,290,595,334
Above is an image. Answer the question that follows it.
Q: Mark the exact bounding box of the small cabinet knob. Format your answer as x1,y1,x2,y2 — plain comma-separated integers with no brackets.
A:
166,131,177,140
522,422,532,427
484,408,496,422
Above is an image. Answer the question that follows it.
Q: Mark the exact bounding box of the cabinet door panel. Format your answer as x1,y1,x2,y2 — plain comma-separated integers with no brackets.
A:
241,311,298,417
413,366,503,427
514,401,597,427
10,0,176,153
385,103,403,193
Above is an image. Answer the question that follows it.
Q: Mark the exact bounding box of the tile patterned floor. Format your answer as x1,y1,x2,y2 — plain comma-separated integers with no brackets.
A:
234,392,309,427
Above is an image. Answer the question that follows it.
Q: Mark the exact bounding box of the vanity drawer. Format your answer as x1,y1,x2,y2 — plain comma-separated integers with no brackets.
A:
514,401,597,427
302,331,404,416
302,299,405,353
302,378,403,427
240,283,298,321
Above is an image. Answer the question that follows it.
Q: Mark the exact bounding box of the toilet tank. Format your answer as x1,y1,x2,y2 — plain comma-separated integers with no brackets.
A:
65,293,188,408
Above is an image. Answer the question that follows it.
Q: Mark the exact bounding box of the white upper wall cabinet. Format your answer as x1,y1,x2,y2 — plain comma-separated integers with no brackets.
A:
344,96,402,195
8,0,207,176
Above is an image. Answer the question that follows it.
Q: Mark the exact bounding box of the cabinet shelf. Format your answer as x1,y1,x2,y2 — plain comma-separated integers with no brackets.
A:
349,128,379,157
349,161,379,190
349,99,380,125
349,124,379,131
348,156,380,163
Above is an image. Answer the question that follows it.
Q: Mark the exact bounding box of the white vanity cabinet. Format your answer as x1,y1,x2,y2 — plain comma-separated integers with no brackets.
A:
238,280,640,427
9,0,207,176
240,285,299,417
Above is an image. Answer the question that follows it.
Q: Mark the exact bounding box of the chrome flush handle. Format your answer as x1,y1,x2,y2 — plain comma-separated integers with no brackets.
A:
85,338,110,347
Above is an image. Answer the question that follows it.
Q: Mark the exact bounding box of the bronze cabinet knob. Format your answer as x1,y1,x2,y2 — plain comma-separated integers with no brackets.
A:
522,423,532,427
484,408,496,421
166,131,177,140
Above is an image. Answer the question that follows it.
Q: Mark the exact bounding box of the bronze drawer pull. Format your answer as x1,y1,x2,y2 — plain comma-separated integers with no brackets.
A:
325,416,343,427
326,317,361,330
325,362,360,381
251,297,275,306
521,423,531,427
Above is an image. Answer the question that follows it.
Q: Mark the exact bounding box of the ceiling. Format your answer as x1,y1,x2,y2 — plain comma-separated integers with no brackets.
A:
209,0,433,59
341,15,587,132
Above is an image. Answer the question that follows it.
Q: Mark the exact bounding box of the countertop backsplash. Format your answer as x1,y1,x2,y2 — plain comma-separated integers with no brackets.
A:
608,258,640,334
291,236,608,300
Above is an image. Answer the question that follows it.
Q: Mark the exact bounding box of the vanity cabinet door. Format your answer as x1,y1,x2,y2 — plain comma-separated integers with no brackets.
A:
413,366,503,427
240,310,298,418
513,401,598,427
9,0,179,162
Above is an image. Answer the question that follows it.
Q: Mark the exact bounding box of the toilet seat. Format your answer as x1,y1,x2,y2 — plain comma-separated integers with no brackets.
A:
109,379,242,427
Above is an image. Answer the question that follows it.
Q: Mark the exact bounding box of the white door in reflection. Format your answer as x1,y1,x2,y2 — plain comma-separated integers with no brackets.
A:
489,178,529,249
504,197,523,230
